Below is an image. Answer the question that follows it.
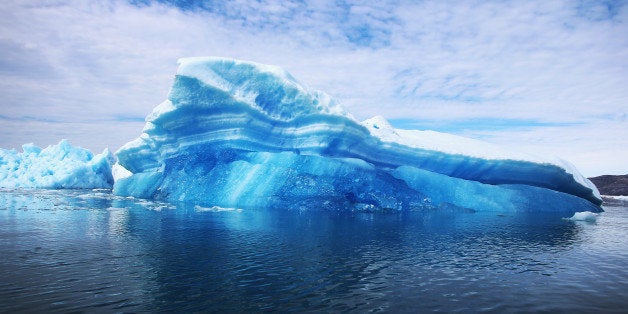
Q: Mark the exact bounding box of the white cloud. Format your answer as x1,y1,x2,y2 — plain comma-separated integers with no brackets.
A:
0,0,626,176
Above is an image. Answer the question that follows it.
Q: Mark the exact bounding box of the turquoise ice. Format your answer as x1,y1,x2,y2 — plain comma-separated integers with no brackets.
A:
0,140,114,189
113,57,601,213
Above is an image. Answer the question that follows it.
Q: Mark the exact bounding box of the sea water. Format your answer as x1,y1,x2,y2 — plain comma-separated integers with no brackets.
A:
0,189,626,312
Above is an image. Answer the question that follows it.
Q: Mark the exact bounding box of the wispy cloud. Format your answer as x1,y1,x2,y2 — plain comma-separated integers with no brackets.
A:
0,0,626,175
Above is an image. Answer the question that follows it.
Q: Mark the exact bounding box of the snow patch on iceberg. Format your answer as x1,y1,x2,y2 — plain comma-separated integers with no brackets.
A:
111,163,133,181
0,140,114,189
112,57,602,213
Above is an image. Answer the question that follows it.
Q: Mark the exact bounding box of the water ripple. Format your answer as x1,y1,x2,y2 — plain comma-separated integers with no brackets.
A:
0,189,627,312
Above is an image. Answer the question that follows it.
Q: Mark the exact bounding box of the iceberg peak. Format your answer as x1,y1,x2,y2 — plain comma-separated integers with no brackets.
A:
175,57,349,120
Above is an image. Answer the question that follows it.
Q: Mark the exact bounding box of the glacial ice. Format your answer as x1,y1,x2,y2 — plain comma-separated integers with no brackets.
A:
567,211,599,222
0,140,114,189
109,57,602,213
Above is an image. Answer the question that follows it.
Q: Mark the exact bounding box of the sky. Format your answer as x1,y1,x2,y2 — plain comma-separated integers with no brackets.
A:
0,0,626,177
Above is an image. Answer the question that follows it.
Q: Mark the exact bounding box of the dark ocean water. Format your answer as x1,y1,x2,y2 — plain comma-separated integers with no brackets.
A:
0,189,627,313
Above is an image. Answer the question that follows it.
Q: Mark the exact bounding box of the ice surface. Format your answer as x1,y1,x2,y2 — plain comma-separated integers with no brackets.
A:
0,140,114,189
113,57,602,213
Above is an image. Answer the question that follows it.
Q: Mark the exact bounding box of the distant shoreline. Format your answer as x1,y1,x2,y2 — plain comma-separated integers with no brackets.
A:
589,174,628,196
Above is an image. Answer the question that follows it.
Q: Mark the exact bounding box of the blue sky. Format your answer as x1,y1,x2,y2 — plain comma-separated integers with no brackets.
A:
0,0,626,176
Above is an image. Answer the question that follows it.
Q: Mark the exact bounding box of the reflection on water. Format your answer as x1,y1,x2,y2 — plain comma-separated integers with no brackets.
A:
0,189,626,312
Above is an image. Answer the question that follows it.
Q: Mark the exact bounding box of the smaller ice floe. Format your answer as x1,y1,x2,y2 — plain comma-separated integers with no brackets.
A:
566,211,599,222
194,205,242,212
151,204,176,211
0,140,114,189
77,192,116,200
92,188,112,192
601,195,628,206
603,195,628,201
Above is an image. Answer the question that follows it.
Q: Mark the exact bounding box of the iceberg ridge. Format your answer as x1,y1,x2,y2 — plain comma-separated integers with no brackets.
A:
113,57,602,213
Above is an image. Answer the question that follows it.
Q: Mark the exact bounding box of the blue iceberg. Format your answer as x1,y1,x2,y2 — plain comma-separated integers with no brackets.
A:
113,57,601,213
0,140,114,189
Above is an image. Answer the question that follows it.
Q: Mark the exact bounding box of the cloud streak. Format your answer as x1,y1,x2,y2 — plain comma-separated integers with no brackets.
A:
0,0,626,176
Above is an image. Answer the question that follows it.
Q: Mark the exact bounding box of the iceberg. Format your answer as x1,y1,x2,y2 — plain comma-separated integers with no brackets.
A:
113,57,602,213
0,140,114,189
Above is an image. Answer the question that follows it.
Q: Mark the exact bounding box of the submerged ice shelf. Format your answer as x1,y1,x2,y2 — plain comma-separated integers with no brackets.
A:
111,57,602,213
